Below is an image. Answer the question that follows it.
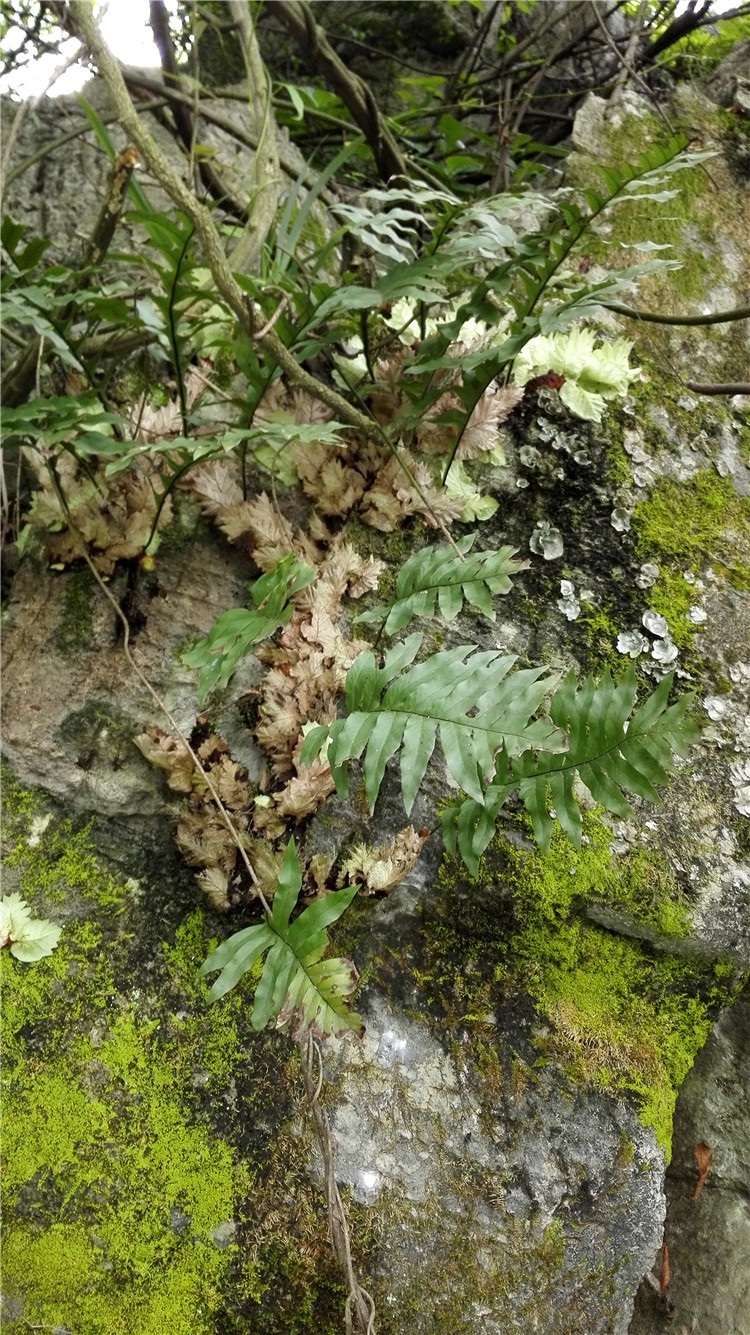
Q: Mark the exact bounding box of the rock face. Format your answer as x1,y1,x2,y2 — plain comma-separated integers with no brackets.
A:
630,983,750,1335
2,67,749,1335
1,521,256,818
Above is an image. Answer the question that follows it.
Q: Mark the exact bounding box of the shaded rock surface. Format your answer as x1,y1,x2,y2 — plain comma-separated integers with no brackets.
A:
630,982,750,1335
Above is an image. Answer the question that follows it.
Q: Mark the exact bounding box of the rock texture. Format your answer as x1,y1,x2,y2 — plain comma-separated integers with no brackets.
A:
630,983,750,1335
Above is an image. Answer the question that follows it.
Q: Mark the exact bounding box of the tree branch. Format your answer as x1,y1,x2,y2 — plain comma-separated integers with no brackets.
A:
684,381,750,396
2,146,138,409
271,0,407,184
67,0,461,553
603,301,750,326
225,0,282,275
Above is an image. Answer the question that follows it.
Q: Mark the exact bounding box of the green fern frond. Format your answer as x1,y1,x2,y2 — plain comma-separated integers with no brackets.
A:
200,839,362,1038
354,535,528,635
443,667,699,874
182,555,316,704
300,635,565,814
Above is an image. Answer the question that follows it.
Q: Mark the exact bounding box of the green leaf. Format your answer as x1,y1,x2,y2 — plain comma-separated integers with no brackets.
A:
182,556,315,704
355,536,528,634
200,840,362,1038
444,668,699,872
314,638,563,815
1,893,62,962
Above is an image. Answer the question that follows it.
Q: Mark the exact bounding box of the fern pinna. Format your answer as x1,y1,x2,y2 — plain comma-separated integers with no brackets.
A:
354,534,528,634
441,666,699,875
201,838,361,1038
299,633,566,812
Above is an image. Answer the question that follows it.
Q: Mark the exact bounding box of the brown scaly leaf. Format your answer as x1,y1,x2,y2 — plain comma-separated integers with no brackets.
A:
358,482,405,532
692,1142,712,1200
175,809,240,871
25,451,172,574
291,441,368,516
131,365,207,443
415,390,462,456
337,826,429,893
183,458,243,515
196,734,229,762
395,458,464,529
318,536,384,601
197,864,231,911
289,388,335,425
367,350,408,424
213,491,321,571
457,383,525,460
134,727,195,793
253,380,288,418
212,757,252,811
254,651,340,773
253,755,335,833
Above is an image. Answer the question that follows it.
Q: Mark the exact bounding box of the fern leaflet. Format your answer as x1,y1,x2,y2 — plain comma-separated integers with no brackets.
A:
354,534,528,635
300,634,565,813
200,839,362,1038
442,667,699,873
183,555,316,704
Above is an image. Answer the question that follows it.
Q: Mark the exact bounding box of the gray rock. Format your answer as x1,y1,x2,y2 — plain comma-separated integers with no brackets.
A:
629,984,750,1335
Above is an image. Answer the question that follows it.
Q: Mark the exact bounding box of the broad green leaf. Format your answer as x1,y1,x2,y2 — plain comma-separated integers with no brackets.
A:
354,537,527,635
444,667,698,871
182,556,315,704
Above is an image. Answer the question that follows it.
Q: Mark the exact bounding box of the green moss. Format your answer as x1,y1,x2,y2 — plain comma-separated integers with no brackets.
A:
497,817,735,1156
634,471,750,569
631,470,750,651
419,812,736,1159
1,769,357,1334
1,862,252,1335
579,604,621,665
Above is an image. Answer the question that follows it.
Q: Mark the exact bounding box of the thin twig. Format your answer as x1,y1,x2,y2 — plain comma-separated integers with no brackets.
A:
68,1,462,556
301,1035,377,1334
48,486,268,908
603,301,750,325
684,381,750,396
255,295,290,340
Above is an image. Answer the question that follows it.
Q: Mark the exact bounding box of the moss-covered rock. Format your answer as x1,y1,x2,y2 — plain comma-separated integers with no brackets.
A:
0,767,351,1335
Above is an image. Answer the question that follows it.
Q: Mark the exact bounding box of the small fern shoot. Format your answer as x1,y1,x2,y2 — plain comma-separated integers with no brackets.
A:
183,555,316,704
200,839,362,1038
300,634,566,814
354,534,528,634
442,667,699,874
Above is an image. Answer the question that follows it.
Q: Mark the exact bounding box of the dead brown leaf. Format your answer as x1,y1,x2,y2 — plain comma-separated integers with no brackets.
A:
134,727,195,793
457,383,524,460
185,459,243,515
338,826,429,893
692,1141,712,1200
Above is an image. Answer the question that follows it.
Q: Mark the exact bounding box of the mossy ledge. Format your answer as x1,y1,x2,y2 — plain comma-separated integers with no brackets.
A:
0,765,351,1335
413,811,739,1159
